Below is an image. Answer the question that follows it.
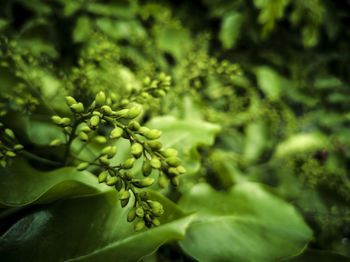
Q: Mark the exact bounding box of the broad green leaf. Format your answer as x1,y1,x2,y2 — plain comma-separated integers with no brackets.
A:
0,191,194,262
274,133,328,158
147,99,221,175
255,66,283,100
287,249,350,262
178,182,312,262
219,11,244,49
0,159,110,207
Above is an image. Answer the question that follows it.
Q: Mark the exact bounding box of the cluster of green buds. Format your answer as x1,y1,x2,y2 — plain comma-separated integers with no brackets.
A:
50,91,185,230
0,123,24,167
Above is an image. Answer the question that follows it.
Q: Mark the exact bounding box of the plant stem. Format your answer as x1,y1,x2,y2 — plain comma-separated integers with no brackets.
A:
63,122,78,165
20,150,62,167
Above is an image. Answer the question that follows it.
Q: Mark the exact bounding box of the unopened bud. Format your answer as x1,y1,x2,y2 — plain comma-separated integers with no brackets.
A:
110,127,123,139
131,143,143,158
77,162,89,171
95,91,106,106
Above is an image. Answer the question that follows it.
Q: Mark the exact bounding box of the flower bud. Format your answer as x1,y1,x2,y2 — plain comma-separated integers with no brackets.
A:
176,166,186,174
94,136,107,144
166,157,181,167
50,139,62,146
125,106,141,119
167,167,179,176
102,146,117,158
119,191,130,200
99,156,109,165
110,127,123,139
138,126,150,135
153,90,166,98
152,218,160,227
148,201,164,217
124,172,133,180
171,177,179,186
79,132,89,141
77,162,89,171
95,91,106,106
98,171,107,183
144,129,162,140
106,176,118,186
131,143,143,158
4,129,15,139
60,118,71,126
148,140,162,151
52,115,62,125
158,173,169,188
80,125,91,133
13,144,24,151
128,121,140,131
115,109,129,117
89,115,100,128
101,105,113,115
132,177,155,188
6,151,16,157
70,102,84,113
143,76,151,86
123,158,135,169
136,207,144,218
65,96,77,106
127,208,136,222
160,148,178,158
150,157,161,169
142,158,152,177
134,220,145,232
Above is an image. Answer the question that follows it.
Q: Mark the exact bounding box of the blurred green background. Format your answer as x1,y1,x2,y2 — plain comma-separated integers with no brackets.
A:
0,0,350,261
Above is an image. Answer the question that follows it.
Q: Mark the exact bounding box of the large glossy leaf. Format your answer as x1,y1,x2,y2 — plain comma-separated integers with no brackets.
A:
147,98,221,175
0,159,110,207
0,191,194,262
178,182,312,262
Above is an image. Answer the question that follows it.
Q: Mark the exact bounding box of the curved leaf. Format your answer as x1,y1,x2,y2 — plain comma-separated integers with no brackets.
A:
0,191,194,262
178,182,312,262
0,159,110,207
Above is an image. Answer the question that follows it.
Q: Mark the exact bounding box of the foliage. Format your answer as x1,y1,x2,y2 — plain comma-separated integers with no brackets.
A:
1,0,350,261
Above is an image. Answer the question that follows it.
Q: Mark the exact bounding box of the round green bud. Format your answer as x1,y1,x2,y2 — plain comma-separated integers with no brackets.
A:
136,207,144,218
143,76,151,86
119,191,130,200
144,129,162,140
148,140,162,151
95,91,106,107
134,220,145,232
110,127,123,139
79,132,89,141
127,208,137,222
115,109,129,118
50,139,62,146
98,171,107,183
77,162,89,171
106,176,118,186
152,218,161,227
148,201,164,217
123,158,135,169
160,148,178,158
138,126,150,135
115,178,123,191
168,167,179,176
6,151,16,157
0,160,6,168
166,157,181,167
128,121,140,131
142,159,152,177
176,166,186,174
124,172,133,181
61,118,71,126
13,144,24,151
5,129,15,139
158,173,169,188
153,90,166,98
133,177,155,188
171,177,179,186
125,106,141,119
70,102,84,113
101,105,113,115
80,125,91,133
52,115,62,125
65,96,77,106
131,143,143,158
89,115,100,128
102,146,117,159
150,157,161,169
99,156,110,165
94,136,107,144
